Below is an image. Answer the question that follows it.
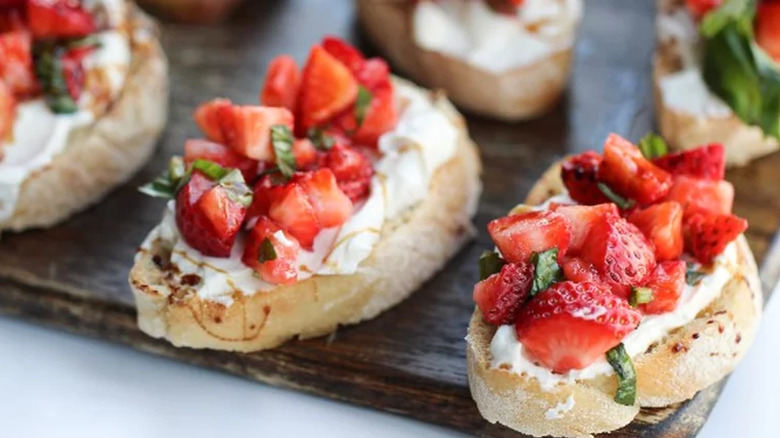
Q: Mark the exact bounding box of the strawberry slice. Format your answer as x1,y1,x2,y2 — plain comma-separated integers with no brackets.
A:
627,201,684,261
640,261,686,314
473,262,534,326
27,0,96,39
664,175,734,217
597,133,673,205
685,0,722,19
194,98,232,144
61,45,94,103
560,151,611,205
322,143,374,203
218,104,294,161
757,2,780,62
354,58,391,90
298,44,359,133
268,182,321,249
580,215,656,299
0,80,16,142
246,174,277,220
684,212,747,264
184,139,258,183
292,169,353,228
560,257,600,283
652,144,725,181
0,30,38,97
515,281,641,373
333,80,398,147
551,203,619,253
260,55,301,112
292,138,319,169
322,36,364,73
487,210,571,264
242,216,301,285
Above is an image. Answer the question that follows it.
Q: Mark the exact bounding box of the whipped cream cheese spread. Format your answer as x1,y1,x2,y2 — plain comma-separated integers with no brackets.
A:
0,0,131,221
137,82,459,304
412,0,582,73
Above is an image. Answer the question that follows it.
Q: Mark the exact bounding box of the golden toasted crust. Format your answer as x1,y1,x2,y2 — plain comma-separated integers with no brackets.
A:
653,0,779,166
0,6,168,233
356,0,577,121
466,163,763,437
129,80,483,352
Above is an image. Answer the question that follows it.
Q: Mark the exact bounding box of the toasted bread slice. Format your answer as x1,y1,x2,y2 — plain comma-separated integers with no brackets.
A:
466,163,762,437
0,6,168,233
356,0,578,121
129,82,482,352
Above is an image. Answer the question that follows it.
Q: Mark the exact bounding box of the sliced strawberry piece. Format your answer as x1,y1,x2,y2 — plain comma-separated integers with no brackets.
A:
292,138,319,169
194,98,232,144
757,2,780,62
474,262,534,326
293,169,353,228
322,143,373,203
27,0,96,39
664,175,734,217
268,182,321,249
242,216,301,285
0,8,26,33
652,144,725,181
597,133,673,205
560,257,600,283
322,36,364,73
580,215,656,299
260,55,301,112
684,212,747,264
551,203,619,253
0,80,16,142
516,281,641,373
355,58,391,90
184,139,258,183
685,0,722,19
246,174,278,220
560,151,611,205
60,46,94,103
640,261,685,315
627,201,684,261
218,104,294,161
333,81,398,147
0,30,38,97
298,45,359,133
488,210,571,264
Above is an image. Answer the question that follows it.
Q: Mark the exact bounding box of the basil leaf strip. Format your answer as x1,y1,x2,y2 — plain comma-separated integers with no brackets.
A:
138,156,188,199
355,85,373,128
218,169,253,207
258,238,278,263
638,133,669,159
192,159,230,181
686,263,707,286
308,127,335,151
478,251,506,281
528,248,563,299
597,183,636,210
270,125,297,179
33,42,78,114
629,286,654,308
606,343,637,406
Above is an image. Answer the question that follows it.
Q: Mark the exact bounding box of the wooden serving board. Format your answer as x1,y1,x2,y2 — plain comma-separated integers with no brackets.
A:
1,1,779,437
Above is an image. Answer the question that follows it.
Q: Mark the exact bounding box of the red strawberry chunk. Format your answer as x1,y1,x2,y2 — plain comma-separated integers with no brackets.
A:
292,138,319,169
322,36,364,73
474,262,534,326
597,133,673,205
246,174,277,220
0,30,38,97
516,281,641,373
61,46,93,102
652,144,725,180
561,257,600,283
664,176,734,218
488,210,571,264
298,45,359,133
757,2,780,62
627,201,684,261
268,182,321,249
184,139,258,183
0,81,16,142
684,212,747,265
293,169,353,228
218,104,294,161
242,216,301,285
685,0,723,19
260,55,301,112
551,203,619,253
27,0,96,39
355,58,391,90
640,261,685,314
333,80,398,148
580,215,656,299
322,143,373,203
560,151,610,205
194,98,232,144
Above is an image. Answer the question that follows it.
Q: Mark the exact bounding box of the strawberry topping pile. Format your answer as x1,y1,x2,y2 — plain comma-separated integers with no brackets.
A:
141,38,399,286
474,134,747,391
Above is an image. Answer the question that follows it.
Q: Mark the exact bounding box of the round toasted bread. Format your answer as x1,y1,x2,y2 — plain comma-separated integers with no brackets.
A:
356,0,577,121
466,163,763,437
129,82,482,352
0,6,168,233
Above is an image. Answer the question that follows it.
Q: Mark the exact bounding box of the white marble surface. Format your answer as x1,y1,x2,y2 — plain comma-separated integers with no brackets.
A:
0,288,778,438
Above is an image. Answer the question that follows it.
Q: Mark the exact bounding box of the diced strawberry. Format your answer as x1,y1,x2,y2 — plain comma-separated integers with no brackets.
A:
242,216,301,285
176,172,247,257
627,202,684,261
560,151,611,205
218,104,294,161
322,143,373,203
664,175,734,217
580,215,656,299
260,55,301,112
60,46,94,103
551,203,619,253
488,210,571,264
268,182,321,249
486,0,525,15
560,257,600,283
333,81,398,147
298,45,359,132
0,30,38,97
293,169,353,228
355,58,391,90
597,133,673,205
0,8,26,33
194,98,232,144
27,0,96,39
640,261,686,314
685,0,722,19
652,144,725,181
322,36,364,73
0,81,15,142
516,281,641,373
184,139,258,183
246,174,277,220
757,2,780,62
473,262,534,326
684,212,748,265
293,138,319,169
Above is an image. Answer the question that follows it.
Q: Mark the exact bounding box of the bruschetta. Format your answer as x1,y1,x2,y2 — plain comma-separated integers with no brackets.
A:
655,0,780,165
129,37,482,352
357,0,582,121
466,134,761,437
0,0,168,233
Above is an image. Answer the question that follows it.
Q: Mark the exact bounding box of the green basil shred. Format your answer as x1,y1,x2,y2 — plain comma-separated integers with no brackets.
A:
355,85,373,128
606,343,637,406
258,238,278,263
597,182,636,210
270,125,297,179
478,251,506,280
637,133,669,159
528,248,564,299
308,127,335,151
629,286,654,308
686,262,707,286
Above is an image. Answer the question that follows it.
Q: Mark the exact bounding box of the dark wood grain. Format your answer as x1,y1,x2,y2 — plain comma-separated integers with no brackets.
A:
0,1,778,437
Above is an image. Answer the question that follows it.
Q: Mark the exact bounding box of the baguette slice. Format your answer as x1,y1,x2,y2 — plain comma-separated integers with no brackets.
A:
466,163,763,438
129,81,482,352
356,0,578,121
0,6,168,233
654,0,779,166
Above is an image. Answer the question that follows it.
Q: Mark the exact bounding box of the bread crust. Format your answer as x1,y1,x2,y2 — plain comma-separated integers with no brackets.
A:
0,5,169,232
466,163,763,437
653,0,779,166
356,0,577,121
129,80,482,352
